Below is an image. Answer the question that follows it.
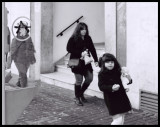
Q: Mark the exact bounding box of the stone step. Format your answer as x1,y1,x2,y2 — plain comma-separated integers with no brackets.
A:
40,72,103,99
95,49,105,58
55,64,73,75
45,42,104,99
54,64,71,75
93,42,105,50
55,64,101,76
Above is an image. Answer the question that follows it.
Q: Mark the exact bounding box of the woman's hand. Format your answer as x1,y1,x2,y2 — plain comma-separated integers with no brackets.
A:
94,62,98,67
81,50,88,57
112,84,120,92
6,54,12,69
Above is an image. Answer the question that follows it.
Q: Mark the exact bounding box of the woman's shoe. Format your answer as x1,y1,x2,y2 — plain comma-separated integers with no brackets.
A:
16,81,21,87
80,95,88,103
74,97,83,106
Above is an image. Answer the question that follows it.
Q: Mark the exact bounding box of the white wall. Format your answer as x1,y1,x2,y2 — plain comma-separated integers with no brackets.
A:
126,2,158,109
5,2,30,76
53,2,105,63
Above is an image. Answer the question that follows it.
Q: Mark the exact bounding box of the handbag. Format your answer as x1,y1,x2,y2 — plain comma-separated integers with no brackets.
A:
65,52,80,68
67,58,80,68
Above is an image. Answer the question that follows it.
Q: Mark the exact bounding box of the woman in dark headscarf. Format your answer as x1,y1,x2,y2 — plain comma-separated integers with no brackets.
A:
10,21,36,87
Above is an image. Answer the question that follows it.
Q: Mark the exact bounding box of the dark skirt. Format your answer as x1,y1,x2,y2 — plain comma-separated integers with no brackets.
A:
71,59,93,75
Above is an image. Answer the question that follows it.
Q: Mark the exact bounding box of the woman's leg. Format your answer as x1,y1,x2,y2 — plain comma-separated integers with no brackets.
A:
15,62,29,87
83,70,93,85
80,70,93,102
74,73,83,86
74,73,83,106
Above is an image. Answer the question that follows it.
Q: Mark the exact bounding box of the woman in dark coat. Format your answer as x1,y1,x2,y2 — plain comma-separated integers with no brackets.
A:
98,53,131,125
67,22,98,106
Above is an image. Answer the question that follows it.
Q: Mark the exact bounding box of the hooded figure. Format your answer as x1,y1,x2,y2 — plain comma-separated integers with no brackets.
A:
10,20,36,87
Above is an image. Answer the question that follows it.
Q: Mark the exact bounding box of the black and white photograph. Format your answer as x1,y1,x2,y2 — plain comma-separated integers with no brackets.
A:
2,2,158,125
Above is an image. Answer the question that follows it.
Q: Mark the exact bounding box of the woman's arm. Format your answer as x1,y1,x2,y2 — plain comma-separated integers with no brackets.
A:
88,36,98,62
10,38,17,56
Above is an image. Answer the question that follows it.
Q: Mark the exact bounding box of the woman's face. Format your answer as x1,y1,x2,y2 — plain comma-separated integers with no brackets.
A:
19,28,27,36
80,28,87,36
104,61,115,70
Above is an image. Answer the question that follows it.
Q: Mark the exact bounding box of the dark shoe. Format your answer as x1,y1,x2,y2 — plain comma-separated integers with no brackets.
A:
74,85,83,106
74,97,83,106
16,81,21,87
80,95,88,103
79,83,90,102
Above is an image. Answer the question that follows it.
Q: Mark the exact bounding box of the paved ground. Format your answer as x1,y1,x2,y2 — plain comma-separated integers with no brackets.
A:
14,81,158,125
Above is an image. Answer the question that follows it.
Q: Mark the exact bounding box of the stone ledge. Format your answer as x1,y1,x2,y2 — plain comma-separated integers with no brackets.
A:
41,72,103,99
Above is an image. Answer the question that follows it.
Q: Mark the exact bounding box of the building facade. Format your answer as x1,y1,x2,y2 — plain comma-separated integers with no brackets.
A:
3,2,158,124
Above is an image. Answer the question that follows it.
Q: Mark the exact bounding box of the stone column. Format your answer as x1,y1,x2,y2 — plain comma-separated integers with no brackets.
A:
116,2,126,66
104,2,117,57
29,2,41,80
2,2,5,125
40,2,54,73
